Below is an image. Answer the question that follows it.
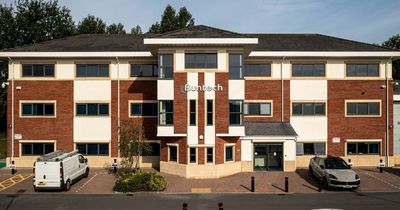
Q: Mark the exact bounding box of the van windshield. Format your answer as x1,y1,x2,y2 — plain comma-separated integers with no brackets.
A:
324,158,350,169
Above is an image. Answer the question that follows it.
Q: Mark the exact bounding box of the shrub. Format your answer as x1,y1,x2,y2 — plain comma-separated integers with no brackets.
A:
113,171,167,192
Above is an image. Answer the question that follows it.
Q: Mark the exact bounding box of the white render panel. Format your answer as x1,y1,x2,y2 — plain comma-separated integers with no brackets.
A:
74,80,111,101
157,126,181,137
204,126,215,145
56,60,74,79
204,72,215,99
271,60,281,79
8,63,21,79
284,140,296,161
217,49,227,71
110,60,129,79
228,80,244,100
290,80,327,101
187,126,198,145
229,126,245,136
326,60,345,79
282,61,291,79
241,139,252,161
290,117,328,141
187,72,198,99
175,49,185,72
157,80,174,100
74,117,111,142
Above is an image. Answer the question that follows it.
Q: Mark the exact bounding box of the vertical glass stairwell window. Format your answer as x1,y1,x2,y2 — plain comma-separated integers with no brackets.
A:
159,100,173,125
159,54,173,79
229,54,243,79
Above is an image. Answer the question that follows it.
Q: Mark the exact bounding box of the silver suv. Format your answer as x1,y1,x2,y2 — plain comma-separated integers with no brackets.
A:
309,156,360,189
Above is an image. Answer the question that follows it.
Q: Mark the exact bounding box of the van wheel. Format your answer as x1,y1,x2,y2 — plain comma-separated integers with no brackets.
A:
84,168,89,178
65,180,71,191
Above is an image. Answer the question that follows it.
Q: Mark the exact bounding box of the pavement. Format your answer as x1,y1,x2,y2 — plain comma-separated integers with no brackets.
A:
0,167,399,194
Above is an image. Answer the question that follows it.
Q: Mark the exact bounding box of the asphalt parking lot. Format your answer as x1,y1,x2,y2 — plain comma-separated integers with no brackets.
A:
0,167,400,194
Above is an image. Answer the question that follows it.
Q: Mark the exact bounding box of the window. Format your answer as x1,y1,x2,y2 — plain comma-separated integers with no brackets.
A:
347,142,380,155
244,64,271,77
189,100,196,125
76,64,109,77
159,100,173,125
159,54,173,79
292,64,325,77
130,103,157,117
207,100,213,125
76,143,109,156
230,100,243,125
292,103,325,116
346,102,380,116
131,64,158,77
346,64,379,77
185,53,217,68
143,143,160,156
169,146,177,162
189,148,196,163
229,54,243,79
206,147,213,163
21,143,54,156
225,146,234,162
22,64,54,77
296,143,326,155
21,103,55,116
244,103,271,116
76,103,109,116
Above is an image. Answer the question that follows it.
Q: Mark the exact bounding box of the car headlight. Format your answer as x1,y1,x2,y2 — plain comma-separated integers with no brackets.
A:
328,174,338,179
355,174,360,180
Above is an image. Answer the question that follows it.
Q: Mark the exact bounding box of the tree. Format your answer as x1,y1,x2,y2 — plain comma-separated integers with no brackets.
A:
107,23,126,34
77,15,106,34
119,120,151,170
148,4,195,34
130,25,142,35
382,34,400,79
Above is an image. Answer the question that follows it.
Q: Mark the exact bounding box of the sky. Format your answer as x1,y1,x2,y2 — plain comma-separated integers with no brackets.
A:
1,0,400,44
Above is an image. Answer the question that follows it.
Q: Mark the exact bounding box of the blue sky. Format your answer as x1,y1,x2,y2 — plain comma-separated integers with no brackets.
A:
2,0,400,44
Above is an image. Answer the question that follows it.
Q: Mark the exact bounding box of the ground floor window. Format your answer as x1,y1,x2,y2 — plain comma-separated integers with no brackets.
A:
189,148,196,163
21,143,54,156
225,145,234,162
296,143,326,155
347,142,380,155
168,145,178,162
206,147,213,163
76,143,109,156
143,143,160,156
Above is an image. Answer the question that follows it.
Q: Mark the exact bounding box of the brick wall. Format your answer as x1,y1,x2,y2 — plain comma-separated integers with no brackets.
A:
215,73,229,133
215,137,241,164
160,137,187,164
198,73,205,145
174,73,187,134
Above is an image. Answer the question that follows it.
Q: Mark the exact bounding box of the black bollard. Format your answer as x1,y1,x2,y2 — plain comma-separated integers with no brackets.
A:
183,203,188,210
112,159,117,173
10,161,16,175
379,159,383,173
218,202,224,210
285,177,289,192
251,176,255,192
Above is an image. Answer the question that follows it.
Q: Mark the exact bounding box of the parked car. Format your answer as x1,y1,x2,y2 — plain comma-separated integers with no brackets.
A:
309,156,360,189
33,150,89,191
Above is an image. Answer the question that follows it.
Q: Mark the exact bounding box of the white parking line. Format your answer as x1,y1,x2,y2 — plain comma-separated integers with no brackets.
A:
75,173,98,193
363,172,400,190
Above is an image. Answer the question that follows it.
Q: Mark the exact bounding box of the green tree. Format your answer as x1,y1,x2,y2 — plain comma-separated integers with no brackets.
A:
382,34,400,79
77,15,106,34
107,23,126,34
130,25,142,35
0,5,17,49
148,4,195,34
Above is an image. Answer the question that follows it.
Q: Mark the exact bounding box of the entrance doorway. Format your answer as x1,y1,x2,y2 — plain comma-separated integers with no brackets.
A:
253,144,283,171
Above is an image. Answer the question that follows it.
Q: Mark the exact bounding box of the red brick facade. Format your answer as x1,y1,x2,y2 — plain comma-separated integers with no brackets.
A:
173,73,187,134
215,73,229,133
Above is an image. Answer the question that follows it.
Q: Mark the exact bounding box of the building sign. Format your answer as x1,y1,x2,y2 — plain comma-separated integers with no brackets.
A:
14,134,22,140
332,137,340,144
181,84,223,93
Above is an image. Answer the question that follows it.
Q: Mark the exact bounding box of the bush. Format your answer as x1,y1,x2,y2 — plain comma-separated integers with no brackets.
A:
113,171,167,192
0,139,6,160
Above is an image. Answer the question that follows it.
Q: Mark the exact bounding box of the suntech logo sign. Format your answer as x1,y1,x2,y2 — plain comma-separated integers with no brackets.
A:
181,84,223,93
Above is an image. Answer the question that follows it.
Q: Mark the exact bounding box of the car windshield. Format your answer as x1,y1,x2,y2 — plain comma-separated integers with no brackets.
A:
324,158,350,169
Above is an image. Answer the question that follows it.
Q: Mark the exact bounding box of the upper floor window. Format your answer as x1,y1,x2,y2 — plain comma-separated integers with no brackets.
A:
159,54,173,79
229,54,243,79
76,103,109,116
22,64,54,77
244,102,271,116
346,101,380,116
292,64,325,77
185,53,217,69
207,100,213,125
346,63,379,77
159,100,173,125
130,102,157,117
229,100,243,125
244,64,271,77
189,100,196,125
22,103,55,116
76,64,109,77
131,64,158,77
292,103,325,116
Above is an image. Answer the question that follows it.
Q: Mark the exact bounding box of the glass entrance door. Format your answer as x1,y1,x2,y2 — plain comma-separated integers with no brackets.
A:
253,144,283,171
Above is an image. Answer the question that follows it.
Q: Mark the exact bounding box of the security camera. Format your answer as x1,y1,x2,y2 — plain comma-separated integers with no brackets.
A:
1,82,9,89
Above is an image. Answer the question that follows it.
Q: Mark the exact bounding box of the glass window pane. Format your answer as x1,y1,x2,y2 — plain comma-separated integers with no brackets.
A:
302,64,314,76
230,101,242,112
314,103,325,115
229,67,242,79
44,104,54,115
98,64,109,77
195,54,206,68
229,54,241,66
164,66,173,79
357,103,368,115
346,64,356,76
87,144,98,155
292,103,302,115
169,146,177,161
356,64,368,76
292,64,301,76
161,54,173,66
347,143,357,154
303,103,314,115
22,104,32,115
99,144,109,155
369,103,380,115
22,65,33,76
369,143,379,154
189,148,196,163
207,148,213,163
303,143,314,154
260,103,271,115
44,65,55,76
314,143,325,155
248,103,260,115
44,144,54,154
206,54,217,68
347,103,356,115
225,146,233,161
76,65,86,77
296,143,304,155
131,64,141,76
86,65,98,77
358,143,368,154
368,64,379,76
22,144,32,155
166,113,173,124
87,104,98,115
146,143,160,156
34,104,44,115
141,65,153,77
33,143,44,155
143,103,156,116
33,65,44,76
77,144,87,155
314,64,325,76
153,65,158,76
77,104,87,115
99,104,109,115
131,104,141,115
185,54,195,68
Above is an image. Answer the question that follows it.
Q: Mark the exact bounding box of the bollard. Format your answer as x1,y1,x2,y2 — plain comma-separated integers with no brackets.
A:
10,161,16,175
285,177,289,192
218,202,224,210
112,159,118,173
183,203,188,210
379,159,383,173
348,159,353,168
318,178,323,192
251,176,255,192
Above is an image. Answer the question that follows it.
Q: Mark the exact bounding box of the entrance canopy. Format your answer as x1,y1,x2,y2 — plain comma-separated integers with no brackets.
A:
243,121,298,139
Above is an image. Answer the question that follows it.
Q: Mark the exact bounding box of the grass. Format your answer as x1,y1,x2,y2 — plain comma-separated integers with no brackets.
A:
0,130,7,160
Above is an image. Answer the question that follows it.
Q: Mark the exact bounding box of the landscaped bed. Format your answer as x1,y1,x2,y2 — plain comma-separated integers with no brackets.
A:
113,170,167,193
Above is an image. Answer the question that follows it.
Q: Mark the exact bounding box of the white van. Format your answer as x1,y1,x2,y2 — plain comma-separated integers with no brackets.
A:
33,150,89,191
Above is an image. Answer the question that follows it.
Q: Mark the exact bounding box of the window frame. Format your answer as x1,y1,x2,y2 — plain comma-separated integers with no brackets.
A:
142,142,161,156
346,141,380,155
224,144,235,162
229,100,244,125
188,147,197,164
244,101,272,117
345,100,381,117
21,64,55,78
291,63,326,78
20,142,55,156
158,100,174,126
130,63,158,77
296,142,326,156
291,102,326,116
75,103,110,116
129,101,158,118
76,143,110,156
159,54,174,79
168,144,178,162
229,53,244,80
243,63,272,77
345,63,380,77
184,53,218,69
19,100,57,118
189,100,196,126
75,64,110,78
206,147,214,164
206,99,214,126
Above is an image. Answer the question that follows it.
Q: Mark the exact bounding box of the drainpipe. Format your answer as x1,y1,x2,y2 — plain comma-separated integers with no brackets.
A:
385,58,391,167
116,57,120,159
8,57,14,164
281,56,286,122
